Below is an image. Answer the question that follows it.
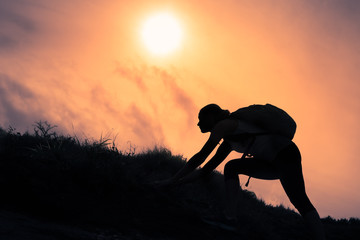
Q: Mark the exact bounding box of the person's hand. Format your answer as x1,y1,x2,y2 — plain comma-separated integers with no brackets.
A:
151,178,176,188
178,169,203,184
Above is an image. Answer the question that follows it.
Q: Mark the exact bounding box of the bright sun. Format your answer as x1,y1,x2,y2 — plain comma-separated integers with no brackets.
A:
141,12,183,55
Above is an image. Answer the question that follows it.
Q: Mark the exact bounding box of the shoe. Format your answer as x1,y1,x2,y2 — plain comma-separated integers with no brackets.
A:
201,216,238,232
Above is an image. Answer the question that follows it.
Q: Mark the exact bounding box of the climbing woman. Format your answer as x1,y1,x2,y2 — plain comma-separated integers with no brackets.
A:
157,103,326,240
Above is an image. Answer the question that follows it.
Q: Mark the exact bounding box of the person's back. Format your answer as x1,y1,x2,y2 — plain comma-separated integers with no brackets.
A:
223,118,293,162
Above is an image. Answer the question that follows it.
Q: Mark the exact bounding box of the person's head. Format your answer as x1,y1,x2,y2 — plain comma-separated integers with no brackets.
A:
197,104,230,133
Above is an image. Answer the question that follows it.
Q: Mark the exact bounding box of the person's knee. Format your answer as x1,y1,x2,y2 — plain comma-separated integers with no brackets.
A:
224,161,240,181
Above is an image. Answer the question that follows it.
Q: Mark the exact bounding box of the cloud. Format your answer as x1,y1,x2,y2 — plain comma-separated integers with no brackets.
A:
115,63,147,92
89,84,167,148
0,73,39,128
0,5,36,33
113,61,198,129
330,0,360,18
125,104,165,146
0,73,33,98
0,1,39,53
0,35,18,50
90,85,124,119
152,66,198,127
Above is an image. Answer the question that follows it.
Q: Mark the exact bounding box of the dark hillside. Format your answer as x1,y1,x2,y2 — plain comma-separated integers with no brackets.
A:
0,123,359,239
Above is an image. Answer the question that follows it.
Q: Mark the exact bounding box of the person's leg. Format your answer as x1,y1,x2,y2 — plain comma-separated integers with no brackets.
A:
303,210,326,240
223,157,278,220
276,144,326,240
223,177,239,220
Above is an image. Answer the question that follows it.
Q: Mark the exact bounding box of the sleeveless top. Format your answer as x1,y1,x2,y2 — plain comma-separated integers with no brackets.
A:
224,120,293,162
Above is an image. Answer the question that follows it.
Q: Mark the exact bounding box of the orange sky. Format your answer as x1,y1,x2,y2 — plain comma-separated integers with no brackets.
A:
1,0,359,219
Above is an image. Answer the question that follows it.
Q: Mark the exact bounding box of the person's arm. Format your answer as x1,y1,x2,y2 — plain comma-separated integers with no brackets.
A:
170,119,236,183
178,140,232,184
155,119,237,186
170,138,218,183
201,140,232,174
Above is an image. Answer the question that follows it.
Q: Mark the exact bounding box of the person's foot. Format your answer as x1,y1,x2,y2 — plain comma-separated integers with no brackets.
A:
223,216,238,226
201,216,238,232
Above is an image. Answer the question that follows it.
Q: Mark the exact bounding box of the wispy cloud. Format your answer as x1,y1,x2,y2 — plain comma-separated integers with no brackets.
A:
0,35,18,50
152,66,198,128
0,73,39,127
126,103,165,145
115,63,148,92
0,1,39,54
0,6,36,33
114,61,198,129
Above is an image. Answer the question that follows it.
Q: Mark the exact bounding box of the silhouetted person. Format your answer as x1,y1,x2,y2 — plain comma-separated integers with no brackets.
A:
158,104,326,240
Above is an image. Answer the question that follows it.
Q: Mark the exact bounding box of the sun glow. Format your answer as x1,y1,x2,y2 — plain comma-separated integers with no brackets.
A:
141,12,183,55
